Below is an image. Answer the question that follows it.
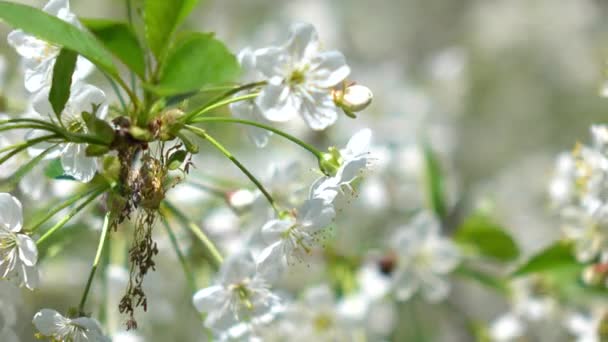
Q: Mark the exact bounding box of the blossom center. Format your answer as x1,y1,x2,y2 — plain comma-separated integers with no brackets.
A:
313,313,334,332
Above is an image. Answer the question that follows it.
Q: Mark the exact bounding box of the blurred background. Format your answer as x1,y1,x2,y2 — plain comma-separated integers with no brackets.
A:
2,0,608,340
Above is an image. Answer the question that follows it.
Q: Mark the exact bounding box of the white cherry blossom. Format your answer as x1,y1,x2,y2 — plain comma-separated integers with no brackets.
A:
311,128,374,204
33,309,110,342
32,82,108,182
255,22,350,130
192,253,280,336
258,198,335,269
7,0,93,94
0,193,38,290
390,211,460,302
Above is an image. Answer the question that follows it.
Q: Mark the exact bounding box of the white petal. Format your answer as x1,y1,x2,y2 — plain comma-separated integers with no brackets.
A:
335,158,368,185
71,316,104,333
31,86,55,122
0,193,23,232
70,82,107,118
60,143,97,182
344,129,372,157
16,234,38,266
221,253,257,284
429,239,460,274
285,23,320,62
309,176,339,204
310,50,350,88
21,264,39,290
230,100,272,148
33,309,66,335
256,79,299,122
261,219,293,244
254,46,287,78
192,285,224,313
393,269,418,301
299,198,334,229
298,91,338,130
419,272,450,302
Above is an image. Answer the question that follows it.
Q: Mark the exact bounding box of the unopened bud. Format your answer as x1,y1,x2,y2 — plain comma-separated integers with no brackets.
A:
226,189,256,212
333,84,373,118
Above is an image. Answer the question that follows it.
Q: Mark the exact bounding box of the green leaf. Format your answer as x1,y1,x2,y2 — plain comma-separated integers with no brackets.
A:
454,264,509,294
167,150,188,170
154,32,239,96
423,143,447,218
455,215,520,262
81,18,146,79
0,1,118,77
44,158,64,178
49,48,77,119
144,0,201,61
82,111,114,145
512,241,577,277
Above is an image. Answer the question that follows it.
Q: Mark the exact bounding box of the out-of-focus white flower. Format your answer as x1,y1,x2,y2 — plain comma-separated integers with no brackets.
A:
549,153,577,208
192,253,280,335
33,309,110,342
311,128,374,204
0,295,18,342
550,125,608,262
0,193,38,290
269,285,356,341
258,198,334,268
255,23,350,130
32,82,107,182
566,308,608,342
489,277,561,341
490,313,525,341
7,0,93,94
230,48,273,148
390,212,460,302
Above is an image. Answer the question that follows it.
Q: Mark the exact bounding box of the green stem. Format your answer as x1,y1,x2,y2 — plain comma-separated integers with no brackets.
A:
185,92,260,122
185,125,279,213
189,117,323,158
27,185,107,233
161,202,223,269
103,72,127,113
115,76,141,111
0,134,59,166
160,215,197,293
0,144,58,192
36,186,107,245
0,124,61,135
0,118,62,128
183,81,265,122
78,212,111,314
0,134,58,154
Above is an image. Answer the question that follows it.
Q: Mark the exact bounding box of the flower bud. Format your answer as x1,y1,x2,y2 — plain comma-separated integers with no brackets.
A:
333,84,373,117
226,189,256,212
